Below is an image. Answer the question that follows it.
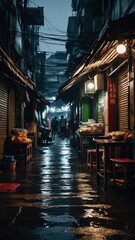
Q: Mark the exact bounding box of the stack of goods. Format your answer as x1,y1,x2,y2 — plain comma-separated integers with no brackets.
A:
108,130,133,141
9,128,32,143
77,123,103,134
124,130,133,141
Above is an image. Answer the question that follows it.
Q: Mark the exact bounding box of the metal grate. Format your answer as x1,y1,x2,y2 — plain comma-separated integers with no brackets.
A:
117,68,129,131
0,80,8,156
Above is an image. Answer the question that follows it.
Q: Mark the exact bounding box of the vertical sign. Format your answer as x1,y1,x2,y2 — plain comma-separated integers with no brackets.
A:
107,77,117,132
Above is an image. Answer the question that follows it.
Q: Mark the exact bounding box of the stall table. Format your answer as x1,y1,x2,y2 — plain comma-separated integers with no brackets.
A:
93,138,133,190
8,142,32,164
77,132,103,159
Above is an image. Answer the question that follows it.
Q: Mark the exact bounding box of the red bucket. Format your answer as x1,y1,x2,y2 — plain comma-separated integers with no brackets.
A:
6,161,16,170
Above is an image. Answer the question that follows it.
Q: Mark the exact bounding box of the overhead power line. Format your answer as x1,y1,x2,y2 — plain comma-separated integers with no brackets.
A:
28,0,67,34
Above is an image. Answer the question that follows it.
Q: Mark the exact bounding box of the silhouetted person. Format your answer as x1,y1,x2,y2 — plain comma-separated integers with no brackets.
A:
51,116,59,139
68,116,76,146
59,115,66,139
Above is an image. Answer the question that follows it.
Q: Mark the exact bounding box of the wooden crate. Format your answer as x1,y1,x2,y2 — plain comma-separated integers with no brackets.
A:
26,123,37,148
8,142,32,164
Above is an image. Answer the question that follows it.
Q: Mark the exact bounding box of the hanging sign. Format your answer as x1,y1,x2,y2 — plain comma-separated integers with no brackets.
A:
107,78,117,131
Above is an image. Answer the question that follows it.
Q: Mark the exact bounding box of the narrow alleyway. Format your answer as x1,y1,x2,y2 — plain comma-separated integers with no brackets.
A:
0,137,135,240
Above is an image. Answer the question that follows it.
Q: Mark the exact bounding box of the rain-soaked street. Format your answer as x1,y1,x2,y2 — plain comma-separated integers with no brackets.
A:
0,137,135,240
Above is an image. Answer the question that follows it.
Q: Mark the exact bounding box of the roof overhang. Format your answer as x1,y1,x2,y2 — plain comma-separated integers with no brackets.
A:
35,91,50,106
57,12,135,100
0,47,50,106
0,47,36,90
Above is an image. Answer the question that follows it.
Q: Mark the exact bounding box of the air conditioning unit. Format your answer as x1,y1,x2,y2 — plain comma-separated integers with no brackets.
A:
94,74,104,91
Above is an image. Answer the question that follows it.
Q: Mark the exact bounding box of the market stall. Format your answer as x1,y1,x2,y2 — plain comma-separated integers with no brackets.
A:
7,128,32,164
76,122,104,159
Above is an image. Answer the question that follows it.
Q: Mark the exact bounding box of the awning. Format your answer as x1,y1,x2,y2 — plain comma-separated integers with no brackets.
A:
35,91,50,106
0,47,50,106
57,12,135,99
0,47,36,90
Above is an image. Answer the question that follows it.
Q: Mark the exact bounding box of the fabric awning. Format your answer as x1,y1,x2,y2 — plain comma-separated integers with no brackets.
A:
57,12,135,99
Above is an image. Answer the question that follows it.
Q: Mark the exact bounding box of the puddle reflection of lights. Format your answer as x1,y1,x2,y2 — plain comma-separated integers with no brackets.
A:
60,148,71,155
83,206,112,220
40,149,52,192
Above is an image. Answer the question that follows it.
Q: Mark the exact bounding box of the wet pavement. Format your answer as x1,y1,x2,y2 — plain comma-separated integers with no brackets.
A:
0,136,135,239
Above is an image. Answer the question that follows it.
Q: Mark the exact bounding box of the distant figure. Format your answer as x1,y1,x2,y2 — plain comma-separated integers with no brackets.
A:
51,116,59,139
59,115,66,139
68,116,76,145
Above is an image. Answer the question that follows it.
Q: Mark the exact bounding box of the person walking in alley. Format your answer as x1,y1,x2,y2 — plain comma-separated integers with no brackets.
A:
68,115,76,146
51,116,59,139
59,115,66,139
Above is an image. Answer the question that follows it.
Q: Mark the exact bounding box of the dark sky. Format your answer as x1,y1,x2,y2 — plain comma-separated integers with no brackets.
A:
31,0,72,56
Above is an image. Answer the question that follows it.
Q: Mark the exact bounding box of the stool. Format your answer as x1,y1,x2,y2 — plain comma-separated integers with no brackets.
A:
87,148,103,173
110,158,135,188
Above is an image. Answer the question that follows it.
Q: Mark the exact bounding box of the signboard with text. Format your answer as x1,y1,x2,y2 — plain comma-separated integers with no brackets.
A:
107,77,117,132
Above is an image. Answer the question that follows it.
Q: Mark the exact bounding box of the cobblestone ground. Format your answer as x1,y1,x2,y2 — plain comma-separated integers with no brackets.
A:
0,136,135,240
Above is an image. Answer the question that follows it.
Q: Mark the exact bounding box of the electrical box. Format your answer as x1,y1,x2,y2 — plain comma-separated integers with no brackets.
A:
94,74,104,91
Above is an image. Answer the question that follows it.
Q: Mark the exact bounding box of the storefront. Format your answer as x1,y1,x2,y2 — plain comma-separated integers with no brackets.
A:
0,47,49,158
57,13,135,134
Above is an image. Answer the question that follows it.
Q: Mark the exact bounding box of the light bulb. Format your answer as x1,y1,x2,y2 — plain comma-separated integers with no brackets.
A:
87,82,94,89
116,44,126,54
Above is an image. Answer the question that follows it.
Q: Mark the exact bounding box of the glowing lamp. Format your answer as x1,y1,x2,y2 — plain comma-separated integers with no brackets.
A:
87,81,94,89
116,44,126,54
85,79,95,94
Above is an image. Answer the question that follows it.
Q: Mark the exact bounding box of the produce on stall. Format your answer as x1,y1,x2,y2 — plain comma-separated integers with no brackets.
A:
76,123,103,134
107,130,133,141
9,128,32,143
75,123,104,158
7,128,32,163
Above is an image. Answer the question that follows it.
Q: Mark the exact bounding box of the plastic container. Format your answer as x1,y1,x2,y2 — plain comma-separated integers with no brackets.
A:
4,155,15,162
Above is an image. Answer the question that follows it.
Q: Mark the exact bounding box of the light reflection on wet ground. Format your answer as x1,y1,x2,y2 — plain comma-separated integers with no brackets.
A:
0,136,135,239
